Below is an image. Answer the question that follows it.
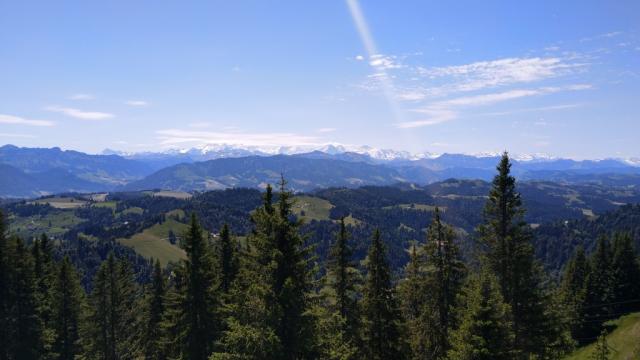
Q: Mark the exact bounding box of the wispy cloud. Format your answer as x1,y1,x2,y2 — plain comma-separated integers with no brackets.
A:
0,132,37,138
417,57,584,94
580,31,622,43
396,85,591,128
124,100,149,107
155,129,320,147
480,103,582,116
317,127,337,133
0,114,55,127
69,93,94,100
46,106,114,120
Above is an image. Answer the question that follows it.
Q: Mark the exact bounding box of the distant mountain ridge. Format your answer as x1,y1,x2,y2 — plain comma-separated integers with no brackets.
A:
1,144,640,197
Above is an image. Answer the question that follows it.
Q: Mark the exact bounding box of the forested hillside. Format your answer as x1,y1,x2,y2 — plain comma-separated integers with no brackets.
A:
1,153,638,359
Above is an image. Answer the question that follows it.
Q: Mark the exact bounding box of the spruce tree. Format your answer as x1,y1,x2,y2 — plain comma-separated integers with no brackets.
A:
315,217,361,359
361,229,401,360
398,243,429,359
271,178,315,359
212,185,282,359
6,236,44,360
32,233,56,354
0,210,9,360
181,213,219,360
218,223,238,294
82,253,139,359
590,329,611,360
447,270,515,360
611,233,640,314
142,260,166,360
51,256,85,360
583,235,615,337
424,207,465,358
560,246,590,342
478,152,559,357
326,218,360,342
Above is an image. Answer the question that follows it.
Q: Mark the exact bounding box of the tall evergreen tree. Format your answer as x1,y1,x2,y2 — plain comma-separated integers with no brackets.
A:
315,217,361,359
326,218,360,341
447,270,515,360
583,235,615,338
6,236,44,360
180,213,219,360
611,233,640,314
32,233,56,354
142,260,166,360
361,229,402,360
0,210,9,360
82,253,139,360
218,223,238,294
212,185,282,359
423,207,466,359
478,152,560,357
270,178,315,359
560,246,590,342
51,256,85,360
398,243,429,359
590,329,611,360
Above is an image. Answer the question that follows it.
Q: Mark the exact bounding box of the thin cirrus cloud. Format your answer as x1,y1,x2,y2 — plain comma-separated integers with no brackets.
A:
69,93,94,100
0,132,37,138
155,129,321,148
46,106,114,120
396,85,592,129
0,113,55,127
317,127,337,133
124,100,149,107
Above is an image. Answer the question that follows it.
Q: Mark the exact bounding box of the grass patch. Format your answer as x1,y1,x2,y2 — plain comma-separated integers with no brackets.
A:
153,190,192,199
121,206,144,215
31,197,87,209
383,203,441,212
565,312,640,360
292,196,333,222
93,201,117,209
9,211,83,239
118,218,188,265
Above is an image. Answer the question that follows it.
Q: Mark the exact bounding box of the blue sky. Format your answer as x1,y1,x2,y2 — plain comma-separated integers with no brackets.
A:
0,0,638,159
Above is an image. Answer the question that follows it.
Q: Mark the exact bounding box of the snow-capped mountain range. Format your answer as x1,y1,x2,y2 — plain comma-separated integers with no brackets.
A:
103,143,563,163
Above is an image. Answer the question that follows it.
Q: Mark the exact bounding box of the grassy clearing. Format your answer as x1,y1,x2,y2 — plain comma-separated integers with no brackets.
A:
9,211,83,239
292,196,333,222
565,312,640,360
383,203,441,212
117,218,188,265
153,190,192,199
31,197,87,209
93,201,117,209
121,206,144,215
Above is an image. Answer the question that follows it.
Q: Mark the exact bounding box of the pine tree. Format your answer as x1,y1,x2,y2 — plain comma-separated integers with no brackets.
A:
0,210,9,360
51,256,85,360
447,270,515,360
32,233,56,354
361,229,402,360
6,236,44,360
315,217,361,359
583,235,615,338
590,329,611,360
180,213,219,360
326,218,360,341
611,233,640,314
423,207,466,359
478,152,559,357
82,253,139,359
142,260,166,360
560,246,590,342
398,243,429,359
212,185,282,359
218,223,238,294
270,178,315,359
